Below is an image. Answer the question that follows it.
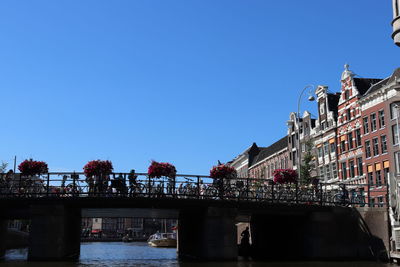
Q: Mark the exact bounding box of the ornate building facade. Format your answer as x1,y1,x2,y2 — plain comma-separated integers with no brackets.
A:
336,65,381,184
287,111,317,181
312,86,340,183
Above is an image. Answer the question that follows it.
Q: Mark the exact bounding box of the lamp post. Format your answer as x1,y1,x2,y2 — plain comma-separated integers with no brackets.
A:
296,85,315,184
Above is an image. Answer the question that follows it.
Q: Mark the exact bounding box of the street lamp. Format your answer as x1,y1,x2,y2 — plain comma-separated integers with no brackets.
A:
296,85,315,184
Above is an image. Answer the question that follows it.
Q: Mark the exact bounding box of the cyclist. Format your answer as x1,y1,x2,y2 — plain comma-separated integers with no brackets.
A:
128,170,138,197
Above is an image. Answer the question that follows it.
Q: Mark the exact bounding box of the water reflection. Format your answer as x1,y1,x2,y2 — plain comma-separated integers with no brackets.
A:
0,242,392,267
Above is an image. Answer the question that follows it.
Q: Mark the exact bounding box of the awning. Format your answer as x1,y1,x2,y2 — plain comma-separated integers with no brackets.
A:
367,165,373,173
384,161,390,169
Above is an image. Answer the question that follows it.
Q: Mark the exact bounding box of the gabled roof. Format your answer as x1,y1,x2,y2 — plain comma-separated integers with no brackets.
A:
249,136,288,167
363,68,400,96
353,78,383,96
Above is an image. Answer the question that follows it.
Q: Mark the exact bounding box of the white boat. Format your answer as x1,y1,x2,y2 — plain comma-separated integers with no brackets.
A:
147,232,177,247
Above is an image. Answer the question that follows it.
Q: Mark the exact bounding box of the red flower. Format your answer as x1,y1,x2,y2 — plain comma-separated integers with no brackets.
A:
83,160,113,177
18,159,48,176
210,164,237,179
148,161,177,179
273,169,298,184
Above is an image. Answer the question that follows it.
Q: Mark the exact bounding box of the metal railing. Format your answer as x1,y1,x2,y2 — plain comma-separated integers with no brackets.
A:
0,172,388,207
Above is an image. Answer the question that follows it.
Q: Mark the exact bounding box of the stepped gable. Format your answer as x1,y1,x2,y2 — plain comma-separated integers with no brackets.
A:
249,136,288,167
353,78,383,96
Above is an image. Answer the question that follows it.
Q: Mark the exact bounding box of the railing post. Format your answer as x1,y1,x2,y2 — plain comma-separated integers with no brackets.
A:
19,173,22,196
319,183,323,205
46,173,50,197
148,175,151,198
295,182,299,204
72,172,76,197
197,176,200,199
271,182,275,203
368,182,371,207
246,177,249,201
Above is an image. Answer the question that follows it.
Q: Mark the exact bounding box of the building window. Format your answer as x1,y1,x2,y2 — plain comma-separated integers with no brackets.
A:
345,90,350,100
390,102,400,119
396,152,400,174
372,137,379,156
325,165,331,180
349,160,355,178
330,142,336,154
347,132,353,149
321,121,326,130
371,113,377,132
341,162,347,179
331,163,337,179
381,135,387,153
376,170,382,186
378,110,385,128
340,139,346,153
347,109,351,120
319,166,324,180
384,167,389,184
365,140,371,158
363,117,369,134
357,157,363,176
355,129,362,147
393,125,399,145
368,171,374,187
323,142,329,155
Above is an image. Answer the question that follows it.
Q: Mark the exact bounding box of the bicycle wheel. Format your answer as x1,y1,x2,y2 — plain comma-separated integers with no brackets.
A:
333,194,349,206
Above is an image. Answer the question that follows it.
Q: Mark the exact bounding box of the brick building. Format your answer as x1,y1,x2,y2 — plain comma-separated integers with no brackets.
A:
359,75,394,206
336,65,382,185
247,136,289,180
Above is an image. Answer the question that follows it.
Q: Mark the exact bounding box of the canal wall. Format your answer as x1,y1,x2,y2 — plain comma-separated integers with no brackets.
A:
250,206,389,261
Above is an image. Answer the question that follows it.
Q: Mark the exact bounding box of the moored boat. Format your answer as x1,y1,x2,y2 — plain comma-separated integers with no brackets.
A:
147,232,177,247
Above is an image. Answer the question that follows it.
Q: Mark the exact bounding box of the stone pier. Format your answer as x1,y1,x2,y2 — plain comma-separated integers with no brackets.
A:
28,205,81,261
178,207,237,260
0,219,7,260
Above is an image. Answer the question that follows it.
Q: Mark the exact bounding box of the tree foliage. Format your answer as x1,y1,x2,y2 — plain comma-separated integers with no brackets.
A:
299,140,315,185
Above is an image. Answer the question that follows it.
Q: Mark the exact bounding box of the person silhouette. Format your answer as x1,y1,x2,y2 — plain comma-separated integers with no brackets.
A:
240,227,251,258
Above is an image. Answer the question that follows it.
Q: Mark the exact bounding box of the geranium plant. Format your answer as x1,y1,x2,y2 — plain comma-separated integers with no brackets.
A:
83,160,113,177
273,169,298,184
210,164,237,179
18,159,48,176
148,161,177,179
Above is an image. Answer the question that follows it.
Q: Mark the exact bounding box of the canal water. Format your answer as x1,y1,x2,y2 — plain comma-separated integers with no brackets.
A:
0,242,393,267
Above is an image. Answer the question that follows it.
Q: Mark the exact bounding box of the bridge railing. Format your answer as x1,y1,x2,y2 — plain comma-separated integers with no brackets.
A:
0,172,388,207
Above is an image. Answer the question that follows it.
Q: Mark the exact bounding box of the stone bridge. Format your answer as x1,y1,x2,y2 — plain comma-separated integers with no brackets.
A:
0,172,390,261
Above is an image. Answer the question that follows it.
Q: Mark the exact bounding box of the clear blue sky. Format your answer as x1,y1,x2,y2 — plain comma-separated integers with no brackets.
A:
1,0,399,175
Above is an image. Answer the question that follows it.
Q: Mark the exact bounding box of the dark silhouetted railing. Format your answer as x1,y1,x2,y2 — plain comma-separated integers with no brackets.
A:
0,172,387,207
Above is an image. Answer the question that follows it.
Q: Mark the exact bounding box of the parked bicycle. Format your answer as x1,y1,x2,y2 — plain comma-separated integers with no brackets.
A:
333,184,365,206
